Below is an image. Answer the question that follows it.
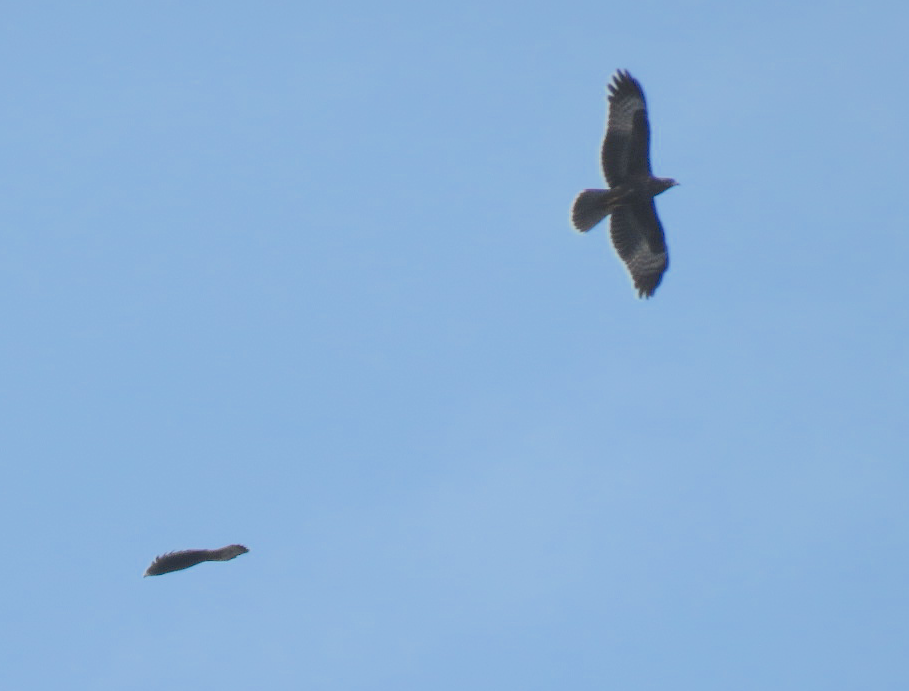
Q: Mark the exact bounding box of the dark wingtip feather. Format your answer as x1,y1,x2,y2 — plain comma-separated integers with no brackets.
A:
608,69,645,103
223,544,249,559
632,256,668,299
637,282,658,299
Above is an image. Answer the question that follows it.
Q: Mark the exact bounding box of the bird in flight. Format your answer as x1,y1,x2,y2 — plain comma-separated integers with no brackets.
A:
571,70,678,298
143,544,249,577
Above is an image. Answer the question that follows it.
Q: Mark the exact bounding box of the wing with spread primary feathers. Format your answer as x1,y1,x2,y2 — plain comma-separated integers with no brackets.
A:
144,544,249,577
609,203,668,298
601,70,652,186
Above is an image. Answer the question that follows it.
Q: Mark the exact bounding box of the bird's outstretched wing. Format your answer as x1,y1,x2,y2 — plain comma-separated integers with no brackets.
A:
601,70,652,186
144,545,249,577
609,202,668,298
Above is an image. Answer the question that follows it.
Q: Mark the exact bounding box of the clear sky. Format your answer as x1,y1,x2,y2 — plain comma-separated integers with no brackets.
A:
2,1,908,689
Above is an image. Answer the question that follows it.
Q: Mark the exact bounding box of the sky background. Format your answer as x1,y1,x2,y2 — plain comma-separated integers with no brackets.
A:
1,1,908,689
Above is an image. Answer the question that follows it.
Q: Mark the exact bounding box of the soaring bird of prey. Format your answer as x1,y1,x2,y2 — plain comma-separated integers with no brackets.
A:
571,70,677,298
143,544,249,577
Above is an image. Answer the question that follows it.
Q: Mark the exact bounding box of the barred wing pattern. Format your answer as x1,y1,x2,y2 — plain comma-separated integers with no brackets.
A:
144,545,249,577
602,70,651,186
571,69,676,298
609,204,668,298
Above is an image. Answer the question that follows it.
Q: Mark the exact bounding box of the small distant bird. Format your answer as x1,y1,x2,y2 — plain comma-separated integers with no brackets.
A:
143,544,249,577
571,70,678,298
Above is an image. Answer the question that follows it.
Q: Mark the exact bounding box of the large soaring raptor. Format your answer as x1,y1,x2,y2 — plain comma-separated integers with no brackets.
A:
571,70,677,298
143,544,249,577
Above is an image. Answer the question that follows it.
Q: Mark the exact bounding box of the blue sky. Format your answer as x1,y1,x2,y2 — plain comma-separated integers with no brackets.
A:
2,1,908,689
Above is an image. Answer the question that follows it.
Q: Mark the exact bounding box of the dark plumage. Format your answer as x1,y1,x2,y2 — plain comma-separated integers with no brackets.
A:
143,544,249,577
571,69,678,298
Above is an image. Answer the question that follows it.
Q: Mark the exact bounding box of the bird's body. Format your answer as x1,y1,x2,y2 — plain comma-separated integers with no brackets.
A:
143,544,249,577
571,70,677,298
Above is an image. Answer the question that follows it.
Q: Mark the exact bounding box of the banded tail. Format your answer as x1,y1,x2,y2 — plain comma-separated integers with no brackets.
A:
570,188,623,232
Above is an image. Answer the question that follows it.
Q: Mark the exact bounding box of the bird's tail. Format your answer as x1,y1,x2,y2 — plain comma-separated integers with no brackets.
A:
571,189,619,232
